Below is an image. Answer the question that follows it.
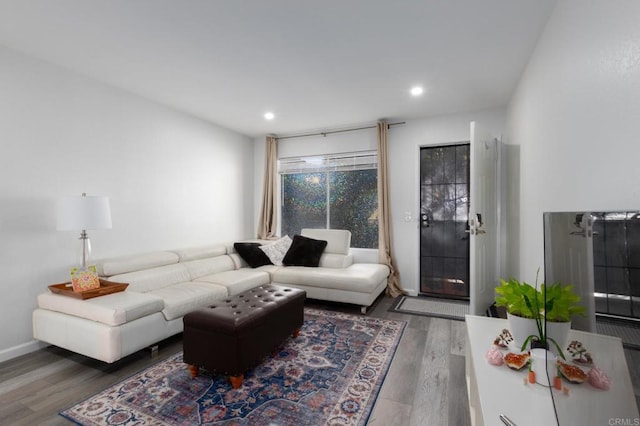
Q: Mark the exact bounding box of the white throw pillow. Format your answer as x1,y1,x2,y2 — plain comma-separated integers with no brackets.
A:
259,235,293,266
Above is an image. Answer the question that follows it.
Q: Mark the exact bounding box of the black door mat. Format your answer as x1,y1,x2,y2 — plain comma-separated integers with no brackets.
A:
389,295,469,321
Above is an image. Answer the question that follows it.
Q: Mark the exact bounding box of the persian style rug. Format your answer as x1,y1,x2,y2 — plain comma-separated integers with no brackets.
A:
390,295,469,321
60,308,406,425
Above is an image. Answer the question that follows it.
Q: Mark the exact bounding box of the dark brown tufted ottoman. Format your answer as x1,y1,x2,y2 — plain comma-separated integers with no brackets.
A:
182,284,306,388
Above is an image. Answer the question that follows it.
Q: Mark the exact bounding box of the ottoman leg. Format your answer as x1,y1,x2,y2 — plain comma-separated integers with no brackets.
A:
229,374,244,389
293,327,301,338
188,364,199,378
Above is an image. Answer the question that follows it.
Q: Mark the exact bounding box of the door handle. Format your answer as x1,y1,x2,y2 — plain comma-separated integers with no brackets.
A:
420,212,432,228
468,213,486,235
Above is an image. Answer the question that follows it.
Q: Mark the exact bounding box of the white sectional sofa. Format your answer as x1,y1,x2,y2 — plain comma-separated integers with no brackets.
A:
32,229,390,363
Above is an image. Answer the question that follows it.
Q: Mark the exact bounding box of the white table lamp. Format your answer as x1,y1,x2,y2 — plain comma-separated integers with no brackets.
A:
57,193,112,268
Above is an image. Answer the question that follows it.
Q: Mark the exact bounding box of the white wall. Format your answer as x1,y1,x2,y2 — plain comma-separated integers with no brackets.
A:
0,46,254,361
387,109,505,295
505,0,640,282
254,109,505,296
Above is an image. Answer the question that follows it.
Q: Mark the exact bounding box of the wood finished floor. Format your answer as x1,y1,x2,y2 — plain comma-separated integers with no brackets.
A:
1,296,638,425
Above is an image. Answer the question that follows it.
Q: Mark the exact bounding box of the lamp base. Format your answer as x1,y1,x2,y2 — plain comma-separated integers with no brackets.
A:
79,230,91,269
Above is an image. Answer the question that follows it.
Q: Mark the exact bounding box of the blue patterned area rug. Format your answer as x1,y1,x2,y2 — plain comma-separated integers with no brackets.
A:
60,308,406,425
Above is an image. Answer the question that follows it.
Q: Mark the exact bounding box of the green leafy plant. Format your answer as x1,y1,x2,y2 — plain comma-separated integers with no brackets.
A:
541,282,586,322
520,279,566,359
496,270,586,359
494,278,540,319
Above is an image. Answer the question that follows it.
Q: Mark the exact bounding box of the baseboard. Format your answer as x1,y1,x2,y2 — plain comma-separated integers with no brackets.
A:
0,340,48,363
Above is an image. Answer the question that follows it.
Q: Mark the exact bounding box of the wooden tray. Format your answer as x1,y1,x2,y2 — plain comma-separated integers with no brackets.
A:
48,279,129,300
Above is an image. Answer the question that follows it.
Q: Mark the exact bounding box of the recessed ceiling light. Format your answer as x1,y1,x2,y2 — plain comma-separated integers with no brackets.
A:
264,112,275,120
410,86,424,96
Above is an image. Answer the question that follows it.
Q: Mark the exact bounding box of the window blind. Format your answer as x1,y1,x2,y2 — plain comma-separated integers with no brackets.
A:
278,151,377,174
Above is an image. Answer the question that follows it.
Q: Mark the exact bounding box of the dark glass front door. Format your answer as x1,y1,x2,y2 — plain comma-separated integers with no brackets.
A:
419,144,470,299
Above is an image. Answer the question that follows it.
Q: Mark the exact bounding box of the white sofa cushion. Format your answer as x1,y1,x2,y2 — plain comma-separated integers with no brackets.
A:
109,264,191,293
148,282,228,321
181,256,236,280
228,252,247,269
37,291,164,326
173,245,227,262
194,269,271,296
318,253,354,268
252,264,283,278
272,263,390,293
301,228,351,255
97,251,179,276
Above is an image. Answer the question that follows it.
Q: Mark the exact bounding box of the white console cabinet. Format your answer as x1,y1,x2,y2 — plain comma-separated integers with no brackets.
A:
465,315,639,426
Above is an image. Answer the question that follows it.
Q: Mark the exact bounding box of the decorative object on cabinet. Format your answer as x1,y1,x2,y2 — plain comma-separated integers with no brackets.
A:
495,270,585,356
529,347,557,386
567,340,593,365
467,316,638,426
70,265,100,292
48,279,128,300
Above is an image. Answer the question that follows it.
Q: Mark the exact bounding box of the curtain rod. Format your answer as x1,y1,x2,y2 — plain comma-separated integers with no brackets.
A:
275,121,406,141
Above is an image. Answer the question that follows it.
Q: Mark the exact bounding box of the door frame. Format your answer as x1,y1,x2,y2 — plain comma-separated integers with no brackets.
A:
412,130,505,303
415,140,471,298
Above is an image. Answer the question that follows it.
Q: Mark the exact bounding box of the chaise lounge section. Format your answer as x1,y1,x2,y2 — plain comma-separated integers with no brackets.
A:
271,229,389,313
32,229,390,363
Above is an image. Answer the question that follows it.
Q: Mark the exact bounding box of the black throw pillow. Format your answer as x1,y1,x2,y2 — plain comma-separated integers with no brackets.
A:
234,242,273,268
283,234,328,267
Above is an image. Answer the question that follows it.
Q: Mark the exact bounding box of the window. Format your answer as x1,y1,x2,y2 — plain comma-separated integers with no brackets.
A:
279,151,378,248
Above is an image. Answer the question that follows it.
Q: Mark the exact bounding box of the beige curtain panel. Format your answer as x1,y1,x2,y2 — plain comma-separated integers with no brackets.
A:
377,121,405,297
257,136,278,239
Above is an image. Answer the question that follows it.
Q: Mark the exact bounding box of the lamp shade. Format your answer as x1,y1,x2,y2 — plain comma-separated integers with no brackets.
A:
56,195,112,231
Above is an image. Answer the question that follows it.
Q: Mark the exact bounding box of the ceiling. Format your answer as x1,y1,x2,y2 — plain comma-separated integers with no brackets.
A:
0,0,557,138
